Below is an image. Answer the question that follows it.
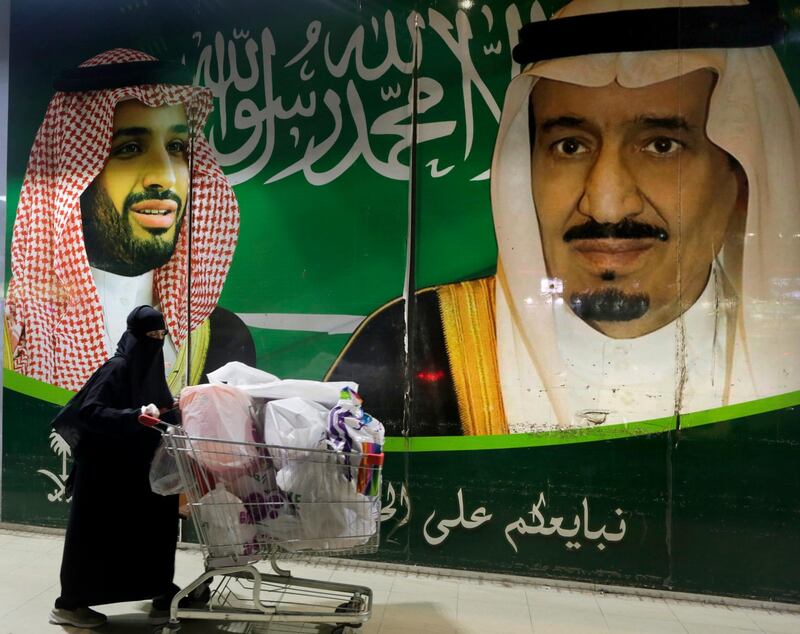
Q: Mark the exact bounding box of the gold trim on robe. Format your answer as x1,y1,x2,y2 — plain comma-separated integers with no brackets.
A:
3,317,14,371
167,318,211,395
437,277,507,435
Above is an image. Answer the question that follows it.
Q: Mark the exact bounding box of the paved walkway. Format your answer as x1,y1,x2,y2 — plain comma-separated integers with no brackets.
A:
0,528,798,633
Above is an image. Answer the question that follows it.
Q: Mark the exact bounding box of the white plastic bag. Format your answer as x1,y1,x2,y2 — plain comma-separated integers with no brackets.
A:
262,397,329,470
148,441,182,496
265,443,375,550
242,379,359,408
195,485,257,558
207,361,358,408
225,473,288,522
180,383,258,477
254,494,378,552
207,361,278,386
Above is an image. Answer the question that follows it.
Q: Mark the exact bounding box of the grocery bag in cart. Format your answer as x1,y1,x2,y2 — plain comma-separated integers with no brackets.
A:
326,387,384,496
180,383,259,477
208,361,356,407
256,388,385,551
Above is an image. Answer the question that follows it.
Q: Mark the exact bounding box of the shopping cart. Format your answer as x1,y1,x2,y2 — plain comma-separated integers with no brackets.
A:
141,414,384,634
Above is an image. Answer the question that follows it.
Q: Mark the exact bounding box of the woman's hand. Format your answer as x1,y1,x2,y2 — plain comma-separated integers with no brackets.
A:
141,403,159,418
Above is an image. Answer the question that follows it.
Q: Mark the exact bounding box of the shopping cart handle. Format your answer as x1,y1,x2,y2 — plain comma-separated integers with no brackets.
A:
138,413,162,427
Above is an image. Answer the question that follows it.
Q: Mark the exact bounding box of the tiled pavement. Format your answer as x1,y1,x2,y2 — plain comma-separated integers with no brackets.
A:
1,528,798,634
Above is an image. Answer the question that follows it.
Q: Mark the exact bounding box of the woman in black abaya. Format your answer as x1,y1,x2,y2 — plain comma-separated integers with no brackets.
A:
49,306,180,628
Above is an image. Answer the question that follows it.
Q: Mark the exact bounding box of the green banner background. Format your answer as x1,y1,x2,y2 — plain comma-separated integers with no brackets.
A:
3,0,800,603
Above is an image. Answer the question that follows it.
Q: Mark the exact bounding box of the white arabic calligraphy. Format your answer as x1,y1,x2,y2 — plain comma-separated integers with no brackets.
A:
192,3,546,186
503,493,627,553
381,481,411,525
423,488,493,546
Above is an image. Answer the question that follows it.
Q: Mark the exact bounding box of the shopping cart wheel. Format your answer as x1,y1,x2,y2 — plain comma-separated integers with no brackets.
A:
335,599,364,629
157,624,180,634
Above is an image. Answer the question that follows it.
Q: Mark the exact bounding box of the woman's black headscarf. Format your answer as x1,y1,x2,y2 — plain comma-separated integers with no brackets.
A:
52,305,174,450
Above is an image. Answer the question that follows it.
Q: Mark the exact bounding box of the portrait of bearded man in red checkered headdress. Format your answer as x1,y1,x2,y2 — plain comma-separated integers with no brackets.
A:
5,48,255,392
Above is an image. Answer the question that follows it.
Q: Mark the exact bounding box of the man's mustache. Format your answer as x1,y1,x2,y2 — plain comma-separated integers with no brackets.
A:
123,189,183,212
563,218,668,243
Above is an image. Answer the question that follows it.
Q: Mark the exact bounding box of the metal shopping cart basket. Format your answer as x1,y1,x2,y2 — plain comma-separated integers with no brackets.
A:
143,415,383,634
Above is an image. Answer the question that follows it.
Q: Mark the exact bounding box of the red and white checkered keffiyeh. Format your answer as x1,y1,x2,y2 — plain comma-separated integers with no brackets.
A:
6,48,239,390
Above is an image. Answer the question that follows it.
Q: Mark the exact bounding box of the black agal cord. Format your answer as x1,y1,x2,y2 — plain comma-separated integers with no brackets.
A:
54,60,193,92
513,0,786,65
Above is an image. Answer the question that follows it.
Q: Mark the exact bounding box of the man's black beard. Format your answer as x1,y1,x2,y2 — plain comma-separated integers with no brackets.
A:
80,183,183,277
563,218,661,321
569,288,650,322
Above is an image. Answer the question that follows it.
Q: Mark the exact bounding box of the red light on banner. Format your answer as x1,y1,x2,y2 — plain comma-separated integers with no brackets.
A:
416,370,445,382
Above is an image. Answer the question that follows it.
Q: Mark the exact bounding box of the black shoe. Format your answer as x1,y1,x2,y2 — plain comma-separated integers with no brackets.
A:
49,607,107,628
184,581,212,607
152,580,211,612
148,607,170,625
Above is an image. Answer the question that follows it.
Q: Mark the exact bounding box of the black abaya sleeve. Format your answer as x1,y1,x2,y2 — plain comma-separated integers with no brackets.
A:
76,359,144,436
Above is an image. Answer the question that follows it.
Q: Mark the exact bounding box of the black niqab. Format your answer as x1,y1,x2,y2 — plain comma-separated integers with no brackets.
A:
117,305,173,406
52,305,173,449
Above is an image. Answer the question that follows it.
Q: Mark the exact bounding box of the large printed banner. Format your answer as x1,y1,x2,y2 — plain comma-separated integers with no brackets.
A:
3,0,800,601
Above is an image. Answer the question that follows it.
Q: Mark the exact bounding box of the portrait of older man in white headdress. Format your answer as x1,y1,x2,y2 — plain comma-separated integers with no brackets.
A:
5,48,255,392
328,0,800,436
